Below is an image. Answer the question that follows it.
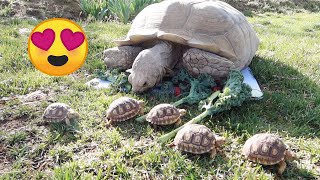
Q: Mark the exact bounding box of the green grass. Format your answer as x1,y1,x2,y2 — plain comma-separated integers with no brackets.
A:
0,13,320,179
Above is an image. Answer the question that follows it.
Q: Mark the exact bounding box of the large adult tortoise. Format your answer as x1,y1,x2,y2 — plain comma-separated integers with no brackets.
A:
104,0,259,92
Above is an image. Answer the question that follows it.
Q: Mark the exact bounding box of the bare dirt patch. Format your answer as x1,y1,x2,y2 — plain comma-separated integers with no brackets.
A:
1,0,82,20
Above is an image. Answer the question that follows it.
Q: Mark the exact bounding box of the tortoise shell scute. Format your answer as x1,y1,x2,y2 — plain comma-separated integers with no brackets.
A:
174,124,216,154
43,103,72,122
106,97,141,121
146,104,181,125
242,133,286,165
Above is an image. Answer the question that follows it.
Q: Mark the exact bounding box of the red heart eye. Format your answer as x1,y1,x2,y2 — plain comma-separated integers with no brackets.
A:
31,28,55,51
60,28,85,51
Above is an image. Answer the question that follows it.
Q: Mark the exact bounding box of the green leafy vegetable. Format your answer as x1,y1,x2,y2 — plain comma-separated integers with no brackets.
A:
135,69,216,122
172,71,216,107
159,70,252,143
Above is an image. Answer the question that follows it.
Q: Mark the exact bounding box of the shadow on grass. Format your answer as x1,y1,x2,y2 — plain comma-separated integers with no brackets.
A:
48,119,81,144
207,56,320,139
106,55,319,179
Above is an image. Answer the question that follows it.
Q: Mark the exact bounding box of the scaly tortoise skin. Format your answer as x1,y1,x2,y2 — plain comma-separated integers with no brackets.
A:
242,133,296,174
146,104,186,128
104,0,259,92
106,97,144,124
43,103,79,125
172,124,225,159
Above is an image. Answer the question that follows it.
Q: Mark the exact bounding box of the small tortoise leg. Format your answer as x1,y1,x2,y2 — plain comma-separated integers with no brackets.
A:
105,119,113,128
138,100,144,115
278,160,287,175
151,123,158,131
104,46,143,70
210,148,217,159
174,118,182,127
182,48,235,79
65,118,71,126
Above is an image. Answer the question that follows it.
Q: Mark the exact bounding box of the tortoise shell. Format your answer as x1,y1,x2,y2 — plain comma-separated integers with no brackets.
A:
146,104,184,125
242,133,287,165
106,97,143,122
174,124,216,154
116,0,259,70
43,103,77,122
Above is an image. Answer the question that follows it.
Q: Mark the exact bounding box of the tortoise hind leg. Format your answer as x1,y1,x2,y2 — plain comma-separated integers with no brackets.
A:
182,48,235,80
278,160,287,175
104,46,143,69
105,119,113,128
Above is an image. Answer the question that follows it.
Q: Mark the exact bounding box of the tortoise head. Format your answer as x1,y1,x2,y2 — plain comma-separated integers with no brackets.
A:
67,109,79,120
215,135,225,148
128,50,162,92
128,44,169,92
285,150,297,161
178,109,187,116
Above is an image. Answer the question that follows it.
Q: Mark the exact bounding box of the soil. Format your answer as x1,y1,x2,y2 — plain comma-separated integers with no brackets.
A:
0,0,82,20
1,0,320,20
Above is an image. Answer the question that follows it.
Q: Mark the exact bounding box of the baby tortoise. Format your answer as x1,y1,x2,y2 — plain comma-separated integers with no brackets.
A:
146,104,186,129
43,103,79,125
171,124,225,159
106,97,144,125
242,133,296,174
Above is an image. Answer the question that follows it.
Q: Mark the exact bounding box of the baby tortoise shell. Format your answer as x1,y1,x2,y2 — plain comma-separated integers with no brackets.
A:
172,124,225,159
146,104,186,128
106,97,144,124
43,103,79,125
242,133,296,174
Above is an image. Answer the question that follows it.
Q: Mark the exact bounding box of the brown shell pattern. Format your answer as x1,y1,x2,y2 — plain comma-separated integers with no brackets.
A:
106,97,140,122
43,103,70,122
146,104,180,125
174,124,216,154
242,133,286,165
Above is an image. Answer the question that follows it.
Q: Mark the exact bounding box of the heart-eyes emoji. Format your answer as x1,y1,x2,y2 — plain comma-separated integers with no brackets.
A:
28,18,88,76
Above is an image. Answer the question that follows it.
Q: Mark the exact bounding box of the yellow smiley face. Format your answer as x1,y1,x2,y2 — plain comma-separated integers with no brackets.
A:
28,18,88,76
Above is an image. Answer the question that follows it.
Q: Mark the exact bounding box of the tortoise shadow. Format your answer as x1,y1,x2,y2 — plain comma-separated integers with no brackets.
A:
210,55,320,138
110,55,319,178
279,160,319,180
47,119,81,144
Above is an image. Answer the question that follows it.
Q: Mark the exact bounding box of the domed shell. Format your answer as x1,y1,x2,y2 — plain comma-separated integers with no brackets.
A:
242,133,287,165
43,103,73,122
174,124,216,154
116,0,259,69
146,104,181,125
106,97,143,122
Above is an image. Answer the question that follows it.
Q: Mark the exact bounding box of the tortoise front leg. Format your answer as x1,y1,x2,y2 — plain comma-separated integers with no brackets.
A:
65,118,71,126
210,148,217,159
104,46,143,70
174,118,182,127
151,123,158,131
182,48,235,80
278,160,287,175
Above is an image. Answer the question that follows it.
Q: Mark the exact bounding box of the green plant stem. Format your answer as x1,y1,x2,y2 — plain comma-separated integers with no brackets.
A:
158,110,213,143
172,80,198,107
158,91,220,143
136,114,147,122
